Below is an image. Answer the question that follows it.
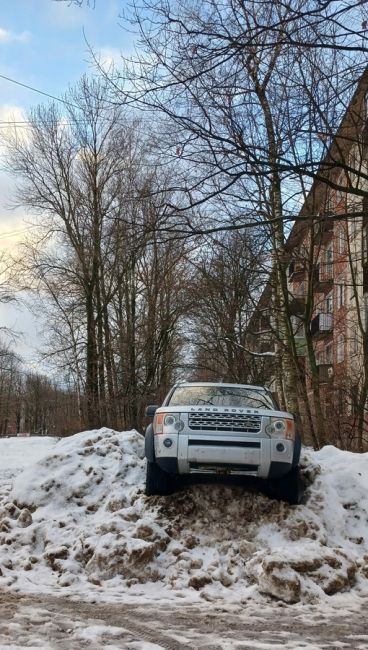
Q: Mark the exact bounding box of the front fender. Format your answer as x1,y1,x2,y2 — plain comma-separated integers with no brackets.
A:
144,423,155,462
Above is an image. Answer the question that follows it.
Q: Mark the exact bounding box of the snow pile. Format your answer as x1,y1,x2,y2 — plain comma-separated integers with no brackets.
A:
0,429,148,589
0,436,56,488
247,446,368,603
0,430,367,605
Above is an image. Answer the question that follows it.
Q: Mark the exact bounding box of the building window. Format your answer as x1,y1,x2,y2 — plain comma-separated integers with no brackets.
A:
325,291,333,314
338,229,346,254
325,343,333,364
325,245,333,277
337,335,345,363
338,284,345,309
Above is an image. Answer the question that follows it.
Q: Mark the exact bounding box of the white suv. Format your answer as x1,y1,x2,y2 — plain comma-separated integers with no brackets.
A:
144,382,302,504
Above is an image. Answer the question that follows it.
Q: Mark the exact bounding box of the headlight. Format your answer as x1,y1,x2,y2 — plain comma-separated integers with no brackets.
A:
154,412,184,434
266,417,295,440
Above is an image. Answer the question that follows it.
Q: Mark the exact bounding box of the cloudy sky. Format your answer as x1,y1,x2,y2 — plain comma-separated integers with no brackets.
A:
0,0,131,365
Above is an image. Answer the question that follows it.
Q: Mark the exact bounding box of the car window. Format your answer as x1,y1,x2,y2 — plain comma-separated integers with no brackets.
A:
167,386,275,409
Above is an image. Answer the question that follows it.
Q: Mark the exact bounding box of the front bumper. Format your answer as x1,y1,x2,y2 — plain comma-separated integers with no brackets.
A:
155,432,294,479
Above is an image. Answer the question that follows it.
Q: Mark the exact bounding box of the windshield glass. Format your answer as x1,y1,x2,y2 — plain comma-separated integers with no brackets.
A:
167,386,276,409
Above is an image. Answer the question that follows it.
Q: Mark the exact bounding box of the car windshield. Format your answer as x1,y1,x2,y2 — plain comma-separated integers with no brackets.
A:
167,386,276,409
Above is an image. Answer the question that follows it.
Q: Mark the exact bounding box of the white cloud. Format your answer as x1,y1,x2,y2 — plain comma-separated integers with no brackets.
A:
0,103,26,123
0,28,30,44
95,46,122,72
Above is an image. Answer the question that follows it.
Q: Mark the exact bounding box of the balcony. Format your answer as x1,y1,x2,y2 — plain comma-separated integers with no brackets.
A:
314,217,333,244
317,363,334,384
288,259,305,280
310,312,333,337
313,264,333,292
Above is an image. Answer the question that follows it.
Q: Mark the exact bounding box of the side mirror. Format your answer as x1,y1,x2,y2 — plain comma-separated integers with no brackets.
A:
145,405,159,418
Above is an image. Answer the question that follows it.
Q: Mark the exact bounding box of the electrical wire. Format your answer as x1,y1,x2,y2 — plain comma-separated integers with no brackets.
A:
0,73,79,109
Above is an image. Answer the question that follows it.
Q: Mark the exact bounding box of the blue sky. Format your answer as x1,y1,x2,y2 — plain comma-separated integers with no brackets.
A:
0,0,132,364
0,0,130,109
0,0,132,234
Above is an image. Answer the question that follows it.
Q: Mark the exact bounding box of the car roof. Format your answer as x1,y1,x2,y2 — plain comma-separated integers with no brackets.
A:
173,382,268,391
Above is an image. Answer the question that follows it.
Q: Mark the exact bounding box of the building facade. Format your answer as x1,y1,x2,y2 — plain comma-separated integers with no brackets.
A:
251,72,368,448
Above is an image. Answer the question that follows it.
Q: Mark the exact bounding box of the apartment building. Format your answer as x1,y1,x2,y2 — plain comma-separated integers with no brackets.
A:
249,71,368,445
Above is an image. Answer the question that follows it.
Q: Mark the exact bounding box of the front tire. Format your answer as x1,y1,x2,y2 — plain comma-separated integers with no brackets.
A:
268,466,303,505
145,459,174,496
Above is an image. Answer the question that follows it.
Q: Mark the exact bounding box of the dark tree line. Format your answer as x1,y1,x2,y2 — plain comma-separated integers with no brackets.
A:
0,341,80,436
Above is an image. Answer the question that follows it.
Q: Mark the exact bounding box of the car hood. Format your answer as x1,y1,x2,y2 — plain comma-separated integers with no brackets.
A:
156,405,293,419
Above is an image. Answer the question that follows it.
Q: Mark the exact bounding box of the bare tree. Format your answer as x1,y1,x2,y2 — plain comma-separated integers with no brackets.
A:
4,77,139,428
187,230,270,383
106,0,368,446
4,76,193,431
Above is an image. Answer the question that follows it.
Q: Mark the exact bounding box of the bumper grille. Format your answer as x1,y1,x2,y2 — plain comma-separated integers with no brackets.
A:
188,412,262,433
188,439,260,448
189,462,258,474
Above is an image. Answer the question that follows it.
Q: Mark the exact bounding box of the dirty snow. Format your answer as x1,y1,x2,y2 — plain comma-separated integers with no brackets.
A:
0,429,367,610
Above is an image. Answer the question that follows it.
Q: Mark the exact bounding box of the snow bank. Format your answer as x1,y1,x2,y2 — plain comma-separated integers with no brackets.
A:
0,430,367,605
0,436,57,487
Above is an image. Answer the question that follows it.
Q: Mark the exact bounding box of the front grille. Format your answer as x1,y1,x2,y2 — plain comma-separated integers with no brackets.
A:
188,412,262,433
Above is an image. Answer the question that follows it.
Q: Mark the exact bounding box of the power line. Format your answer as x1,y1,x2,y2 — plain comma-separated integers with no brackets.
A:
0,73,79,109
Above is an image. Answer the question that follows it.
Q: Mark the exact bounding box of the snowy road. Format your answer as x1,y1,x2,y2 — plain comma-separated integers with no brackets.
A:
1,590,368,649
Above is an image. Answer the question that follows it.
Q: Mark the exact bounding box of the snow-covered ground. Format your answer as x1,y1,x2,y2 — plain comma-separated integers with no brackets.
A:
0,436,57,488
0,430,368,648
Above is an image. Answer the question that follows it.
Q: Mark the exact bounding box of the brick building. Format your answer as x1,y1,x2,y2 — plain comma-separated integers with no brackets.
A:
250,71,368,447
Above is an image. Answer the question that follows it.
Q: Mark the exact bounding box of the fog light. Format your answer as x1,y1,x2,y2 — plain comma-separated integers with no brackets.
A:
276,442,285,452
163,438,173,448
